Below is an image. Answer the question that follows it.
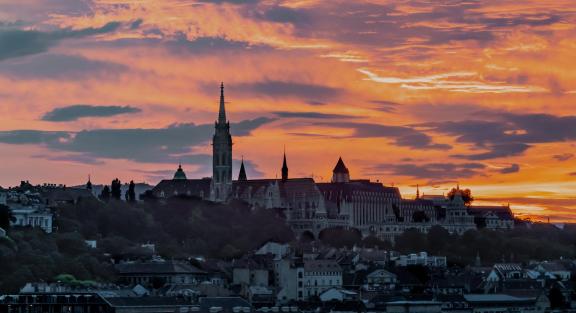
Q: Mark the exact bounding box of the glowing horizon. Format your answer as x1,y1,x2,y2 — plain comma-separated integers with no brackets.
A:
0,0,575,222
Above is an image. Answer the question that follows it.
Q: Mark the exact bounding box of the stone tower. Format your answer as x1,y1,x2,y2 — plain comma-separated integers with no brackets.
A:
211,82,233,202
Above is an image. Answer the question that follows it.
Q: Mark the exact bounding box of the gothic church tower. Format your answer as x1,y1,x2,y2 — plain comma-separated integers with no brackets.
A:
211,83,233,202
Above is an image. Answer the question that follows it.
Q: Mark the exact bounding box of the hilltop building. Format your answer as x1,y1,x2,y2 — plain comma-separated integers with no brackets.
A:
148,83,514,242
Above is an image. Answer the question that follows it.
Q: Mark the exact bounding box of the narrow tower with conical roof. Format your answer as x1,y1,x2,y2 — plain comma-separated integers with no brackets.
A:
211,82,233,202
331,157,350,183
281,148,288,182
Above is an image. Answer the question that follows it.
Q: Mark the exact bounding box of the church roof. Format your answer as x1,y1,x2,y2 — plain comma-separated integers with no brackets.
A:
151,178,211,198
232,178,320,200
173,164,187,180
468,205,514,220
318,180,401,200
115,261,206,275
333,157,349,174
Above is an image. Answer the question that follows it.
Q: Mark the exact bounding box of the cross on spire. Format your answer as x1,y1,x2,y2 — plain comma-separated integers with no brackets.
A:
218,82,227,124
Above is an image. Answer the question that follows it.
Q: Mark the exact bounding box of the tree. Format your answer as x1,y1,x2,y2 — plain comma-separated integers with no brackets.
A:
447,187,474,205
0,204,14,230
99,185,111,202
395,228,427,253
111,179,122,200
427,225,450,254
412,211,430,223
319,227,362,249
126,180,136,202
549,285,565,309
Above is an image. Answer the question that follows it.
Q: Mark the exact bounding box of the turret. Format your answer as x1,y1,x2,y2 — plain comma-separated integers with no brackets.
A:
331,157,350,183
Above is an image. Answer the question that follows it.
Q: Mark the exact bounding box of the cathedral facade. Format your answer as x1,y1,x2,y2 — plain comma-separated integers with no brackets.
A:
149,84,515,243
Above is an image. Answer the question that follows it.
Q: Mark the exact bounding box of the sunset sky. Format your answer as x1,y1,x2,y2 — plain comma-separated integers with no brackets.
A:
0,0,575,222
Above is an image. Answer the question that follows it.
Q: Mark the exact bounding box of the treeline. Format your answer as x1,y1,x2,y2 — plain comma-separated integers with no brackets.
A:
0,229,114,293
56,196,294,259
0,196,294,292
317,224,576,266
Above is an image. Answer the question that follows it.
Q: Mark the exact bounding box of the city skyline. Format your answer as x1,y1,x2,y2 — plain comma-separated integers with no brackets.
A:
0,0,575,222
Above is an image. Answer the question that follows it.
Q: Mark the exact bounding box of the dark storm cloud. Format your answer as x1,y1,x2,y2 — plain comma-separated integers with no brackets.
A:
167,35,272,54
553,153,574,162
370,100,400,113
369,162,486,180
42,105,142,122
0,117,273,163
273,111,356,120
0,54,127,80
251,1,565,53
34,153,106,165
424,112,576,160
451,143,531,161
200,0,260,4
231,81,343,100
95,36,272,56
499,164,520,174
0,130,69,144
306,101,327,106
321,122,451,150
0,22,121,61
253,5,311,24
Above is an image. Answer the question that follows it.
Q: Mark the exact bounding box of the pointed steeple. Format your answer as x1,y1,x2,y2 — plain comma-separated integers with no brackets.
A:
238,156,247,181
282,147,288,181
218,82,227,124
86,175,92,190
416,184,420,199
332,157,350,183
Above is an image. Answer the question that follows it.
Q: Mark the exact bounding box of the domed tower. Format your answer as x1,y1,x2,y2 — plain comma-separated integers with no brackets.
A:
332,157,350,183
173,164,187,180
211,82,233,202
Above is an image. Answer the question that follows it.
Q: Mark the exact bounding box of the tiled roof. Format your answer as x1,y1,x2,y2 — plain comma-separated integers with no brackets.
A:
199,297,252,312
304,260,342,272
318,180,401,200
232,178,320,200
115,261,206,275
468,205,514,220
151,178,211,198
333,157,349,174
103,296,190,307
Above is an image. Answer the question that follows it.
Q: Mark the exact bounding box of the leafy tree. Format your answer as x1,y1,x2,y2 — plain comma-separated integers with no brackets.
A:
395,228,427,253
361,236,392,250
426,225,450,254
412,211,430,223
126,180,136,202
111,179,122,200
447,187,474,205
549,286,565,309
319,227,362,249
0,204,15,230
99,185,111,202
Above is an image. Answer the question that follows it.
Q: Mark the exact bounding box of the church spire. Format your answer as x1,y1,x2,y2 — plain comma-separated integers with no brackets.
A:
238,156,247,181
416,184,420,199
218,82,227,124
281,147,288,181
86,175,92,190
